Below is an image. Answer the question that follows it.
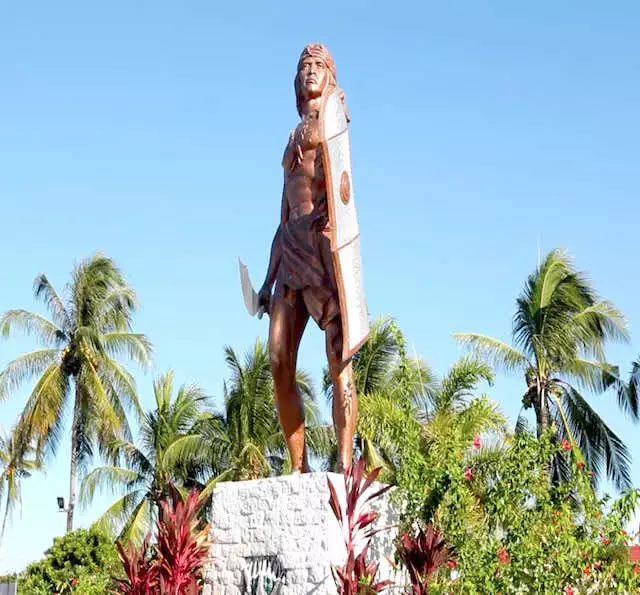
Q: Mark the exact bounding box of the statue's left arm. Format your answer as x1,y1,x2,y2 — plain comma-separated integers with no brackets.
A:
257,174,289,313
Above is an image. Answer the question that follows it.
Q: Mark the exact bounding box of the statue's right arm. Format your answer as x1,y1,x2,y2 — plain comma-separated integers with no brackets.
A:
258,179,288,307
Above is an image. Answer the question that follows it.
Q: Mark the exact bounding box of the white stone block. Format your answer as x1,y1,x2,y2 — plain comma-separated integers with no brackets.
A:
203,472,400,594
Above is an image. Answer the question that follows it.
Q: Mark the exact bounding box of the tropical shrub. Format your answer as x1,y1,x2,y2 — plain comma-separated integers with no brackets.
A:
155,487,209,594
455,248,637,490
114,536,159,594
19,527,120,594
0,573,17,583
114,486,209,595
396,523,452,594
328,460,392,594
394,427,640,594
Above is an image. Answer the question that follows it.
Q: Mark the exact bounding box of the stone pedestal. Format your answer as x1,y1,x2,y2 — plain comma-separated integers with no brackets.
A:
203,473,401,595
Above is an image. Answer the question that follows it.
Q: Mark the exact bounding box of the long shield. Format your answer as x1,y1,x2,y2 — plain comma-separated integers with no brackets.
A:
320,89,370,360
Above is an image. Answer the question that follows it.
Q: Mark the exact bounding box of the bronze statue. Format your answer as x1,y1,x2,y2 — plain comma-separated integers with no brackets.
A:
253,44,369,473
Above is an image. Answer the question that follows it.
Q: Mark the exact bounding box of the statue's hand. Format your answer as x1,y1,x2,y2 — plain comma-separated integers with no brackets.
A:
257,284,272,316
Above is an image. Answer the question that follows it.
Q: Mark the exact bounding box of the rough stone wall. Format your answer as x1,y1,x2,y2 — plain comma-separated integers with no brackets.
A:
203,473,401,595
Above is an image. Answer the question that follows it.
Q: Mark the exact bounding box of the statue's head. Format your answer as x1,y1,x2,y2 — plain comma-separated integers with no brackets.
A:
295,43,337,115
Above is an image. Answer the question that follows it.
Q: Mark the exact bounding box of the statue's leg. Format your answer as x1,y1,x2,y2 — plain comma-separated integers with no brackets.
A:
325,320,357,473
269,288,310,473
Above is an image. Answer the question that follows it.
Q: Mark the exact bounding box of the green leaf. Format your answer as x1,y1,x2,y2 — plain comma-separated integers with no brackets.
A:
0,349,60,401
0,310,64,346
453,333,529,374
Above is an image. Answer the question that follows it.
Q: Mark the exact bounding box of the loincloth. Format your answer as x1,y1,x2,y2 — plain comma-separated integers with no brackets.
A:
276,210,340,330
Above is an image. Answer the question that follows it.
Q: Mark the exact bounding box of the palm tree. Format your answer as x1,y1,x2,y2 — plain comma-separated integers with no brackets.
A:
168,340,332,490
322,317,435,473
0,419,40,546
80,371,207,543
422,357,505,461
324,317,435,405
0,254,151,531
629,358,640,418
356,354,505,482
455,248,637,489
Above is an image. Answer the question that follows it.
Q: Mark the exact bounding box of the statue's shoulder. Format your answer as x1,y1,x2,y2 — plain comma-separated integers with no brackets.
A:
281,128,295,169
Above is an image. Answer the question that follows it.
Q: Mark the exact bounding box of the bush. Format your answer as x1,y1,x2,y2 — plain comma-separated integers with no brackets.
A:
20,527,120,594
113,486,210,595
0,573,17,583
395,429,640,593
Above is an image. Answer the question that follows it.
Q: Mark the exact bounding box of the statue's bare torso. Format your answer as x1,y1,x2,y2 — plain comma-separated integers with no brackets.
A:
284,112,326,220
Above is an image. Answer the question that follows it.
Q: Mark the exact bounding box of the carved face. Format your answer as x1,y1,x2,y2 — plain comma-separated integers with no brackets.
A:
297,56,328,99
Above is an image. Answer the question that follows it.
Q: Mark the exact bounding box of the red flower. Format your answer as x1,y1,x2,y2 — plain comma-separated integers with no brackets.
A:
593,561,601,570
497,545,510,563
632,563,639,575
447,559,458,569
561,439,571,451
577,461,584,469
71,578,78,585
595,511,601,519
583,564,591,576
464,467,473,481
472,435,481,449
602,537,610,545
581,551,588,559
564,587,576,595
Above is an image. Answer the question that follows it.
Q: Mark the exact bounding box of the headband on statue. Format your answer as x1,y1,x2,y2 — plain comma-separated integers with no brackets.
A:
297,43,337,82
295,43,348,119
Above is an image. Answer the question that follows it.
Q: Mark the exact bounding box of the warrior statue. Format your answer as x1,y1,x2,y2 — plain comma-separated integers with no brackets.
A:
255,43,369,473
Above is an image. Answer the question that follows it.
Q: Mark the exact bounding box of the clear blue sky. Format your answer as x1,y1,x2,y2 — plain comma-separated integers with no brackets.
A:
1,0,639,573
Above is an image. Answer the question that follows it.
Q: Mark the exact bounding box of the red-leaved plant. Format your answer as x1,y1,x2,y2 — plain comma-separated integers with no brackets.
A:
114,486,209,595
156,487,210,595
328,459,392,594
396,523,453,595
113,536,160,594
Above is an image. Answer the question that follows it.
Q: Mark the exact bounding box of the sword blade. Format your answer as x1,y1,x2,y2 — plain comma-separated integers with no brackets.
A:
238,258,264,318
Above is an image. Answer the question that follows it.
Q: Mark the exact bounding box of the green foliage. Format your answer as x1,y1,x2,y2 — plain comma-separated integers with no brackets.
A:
81,371,208,544
113,487,209,595
0,573,17,582
168,340,331,490
19,527,120,594
0,254,151,530
456,248,636,490
324,317,435,407
328,318,504,482
327,460,392,594
397,523,452,594
0,419,40,546
395,426,640,593
629,356,640,418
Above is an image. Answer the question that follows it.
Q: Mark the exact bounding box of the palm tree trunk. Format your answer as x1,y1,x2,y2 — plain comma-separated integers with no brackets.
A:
67,386,82,533
538,387,550,437
0,487,11,546
532,383,550,438
539,394,550,437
